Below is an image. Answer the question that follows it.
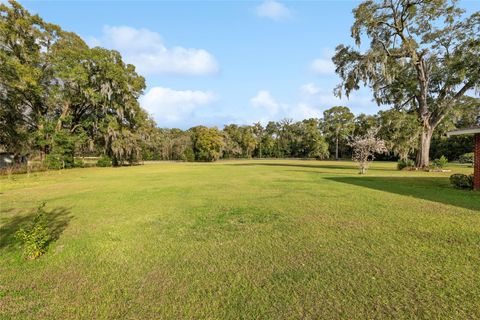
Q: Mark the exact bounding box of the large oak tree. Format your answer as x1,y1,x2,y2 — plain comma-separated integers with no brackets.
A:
333,0,479,167
0,0,150,166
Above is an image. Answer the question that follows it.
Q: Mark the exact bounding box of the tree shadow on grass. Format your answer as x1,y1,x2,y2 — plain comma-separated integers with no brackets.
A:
325,176,480,212
0,206,73,252
226,162,393,171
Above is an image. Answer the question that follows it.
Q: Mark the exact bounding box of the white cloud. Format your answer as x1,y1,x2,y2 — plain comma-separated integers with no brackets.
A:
288,103,323,119
310,58,335,75
300,83,321,95
298,83,377,115
90,26,219,76
245,84,381,125
250,90,282,115
310,49,336,75
255,0,292,21
250,89,322,120
140,87,217,125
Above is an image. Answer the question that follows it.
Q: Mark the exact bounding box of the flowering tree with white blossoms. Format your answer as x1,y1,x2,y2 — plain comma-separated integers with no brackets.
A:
348,129,388,174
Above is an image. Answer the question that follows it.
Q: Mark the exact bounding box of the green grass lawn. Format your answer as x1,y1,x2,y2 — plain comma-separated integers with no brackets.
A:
1,160,479,319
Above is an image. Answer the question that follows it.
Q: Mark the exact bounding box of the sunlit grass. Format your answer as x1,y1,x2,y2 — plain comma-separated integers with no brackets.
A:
1,160,479,319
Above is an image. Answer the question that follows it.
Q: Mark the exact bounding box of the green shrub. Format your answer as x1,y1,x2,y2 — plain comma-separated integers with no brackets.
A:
15,203,51,260
449,174,474,190
45,153,64,170
458,152,474,164
397,158,415,170
181,148,195,162
432,155,448,169
97,156,112,167
74,159,85,168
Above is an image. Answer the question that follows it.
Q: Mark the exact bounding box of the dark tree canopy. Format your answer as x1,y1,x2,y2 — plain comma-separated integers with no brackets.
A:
0,0,150,167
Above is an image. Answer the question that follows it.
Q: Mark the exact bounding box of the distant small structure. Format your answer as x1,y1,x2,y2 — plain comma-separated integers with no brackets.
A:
0,152,28,168
0,152,14,168
447,116,480,191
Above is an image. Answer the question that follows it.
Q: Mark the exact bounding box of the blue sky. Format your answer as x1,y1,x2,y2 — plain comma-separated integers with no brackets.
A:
20,0,479,129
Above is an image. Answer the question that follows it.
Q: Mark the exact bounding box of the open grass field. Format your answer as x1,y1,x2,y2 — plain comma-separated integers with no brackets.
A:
1,160,479,319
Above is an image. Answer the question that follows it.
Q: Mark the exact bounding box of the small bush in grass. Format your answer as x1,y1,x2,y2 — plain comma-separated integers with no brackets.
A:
45,153,64,170
97,156,112,167
348,129,388,174
459,153,474,164
450,174,474,190
397,159,415,170
15,203,51,260
74,159,85,168
432,155,448,169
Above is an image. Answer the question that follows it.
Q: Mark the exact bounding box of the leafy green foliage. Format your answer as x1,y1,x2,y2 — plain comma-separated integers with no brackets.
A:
0,0,59,155
397,159,415,170
190,126,225,162
44,131,77,170
378,110,420,161
298,118,330,159
432,156,449,169
459,153,474,164
15,203,51,260
431,135,475,161
0,1,151,167
74,159,85,168
222,124,257,158
354,114,378,136
450,174,474,190
181,148,195,162
323,106,355,159
44,153,64,170
96,156,112,167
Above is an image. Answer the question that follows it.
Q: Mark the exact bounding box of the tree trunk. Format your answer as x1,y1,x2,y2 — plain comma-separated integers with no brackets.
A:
416,125,434,168
37,122,46,161
335,136,339,160
55,103,70,133
413,54,432,168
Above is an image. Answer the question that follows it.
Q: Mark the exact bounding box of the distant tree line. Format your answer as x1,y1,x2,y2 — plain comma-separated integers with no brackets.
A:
1,0,477,169
140,102,477,163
